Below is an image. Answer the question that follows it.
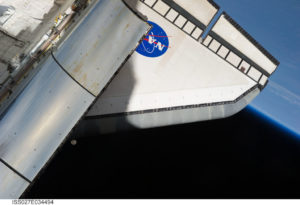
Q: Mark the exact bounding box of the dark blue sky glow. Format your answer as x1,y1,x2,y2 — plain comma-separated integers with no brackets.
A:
213,0,300,136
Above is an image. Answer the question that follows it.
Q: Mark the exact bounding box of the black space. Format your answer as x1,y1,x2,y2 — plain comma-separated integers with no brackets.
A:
23,108,300,199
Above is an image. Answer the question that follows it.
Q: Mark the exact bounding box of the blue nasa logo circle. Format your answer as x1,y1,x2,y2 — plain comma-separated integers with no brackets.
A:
136,21,169,58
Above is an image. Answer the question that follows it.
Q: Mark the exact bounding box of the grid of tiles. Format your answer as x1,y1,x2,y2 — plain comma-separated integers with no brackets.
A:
140,0,267,87
202,34,267,86
141,0,204,41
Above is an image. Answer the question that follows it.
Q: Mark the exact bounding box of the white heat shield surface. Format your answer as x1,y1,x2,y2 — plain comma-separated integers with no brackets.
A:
211,14,279,75
87,1,257,120
142,0,219,32
171,0,218,26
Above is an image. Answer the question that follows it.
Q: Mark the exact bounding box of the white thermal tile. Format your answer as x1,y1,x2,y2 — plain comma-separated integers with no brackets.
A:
239,61,250,73
153,0,170,16
174,15,187,28
217,46,229,58
209,39,221,52
248,67,262,81
165,9,178,22
144,0,157,7
191,27,202,39
259,75,268,85
226,52,241,67
212,15,277,74
173,0,218,26
183,21,195,34
203,35,212,46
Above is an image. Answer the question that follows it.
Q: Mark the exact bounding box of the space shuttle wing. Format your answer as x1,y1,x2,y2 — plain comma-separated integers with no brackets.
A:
84,0,279,133
208,12,279,78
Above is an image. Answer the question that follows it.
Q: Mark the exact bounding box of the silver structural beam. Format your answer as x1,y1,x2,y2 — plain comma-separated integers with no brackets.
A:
0,0,150,198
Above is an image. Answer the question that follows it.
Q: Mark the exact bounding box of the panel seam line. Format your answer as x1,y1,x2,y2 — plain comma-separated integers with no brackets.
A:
51,51,97,97
0,158,31,183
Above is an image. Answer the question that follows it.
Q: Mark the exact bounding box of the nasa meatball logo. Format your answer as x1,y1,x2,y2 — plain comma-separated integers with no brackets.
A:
136,21,170,58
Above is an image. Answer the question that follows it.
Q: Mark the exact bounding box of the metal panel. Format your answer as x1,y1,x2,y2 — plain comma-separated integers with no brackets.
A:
0,0,74,77
0,0,150,197
0,57,95,181
0,0,73,36
211,14,278,74
54,0,150,96
0,162,29,199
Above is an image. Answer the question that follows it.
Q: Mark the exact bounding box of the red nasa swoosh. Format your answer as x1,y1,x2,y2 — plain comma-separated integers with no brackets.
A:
143,34,172,48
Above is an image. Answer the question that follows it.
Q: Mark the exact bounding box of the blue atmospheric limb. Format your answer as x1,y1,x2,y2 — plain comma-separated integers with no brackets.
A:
247,105,300,139
136,21,169,58
214,0,300,137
